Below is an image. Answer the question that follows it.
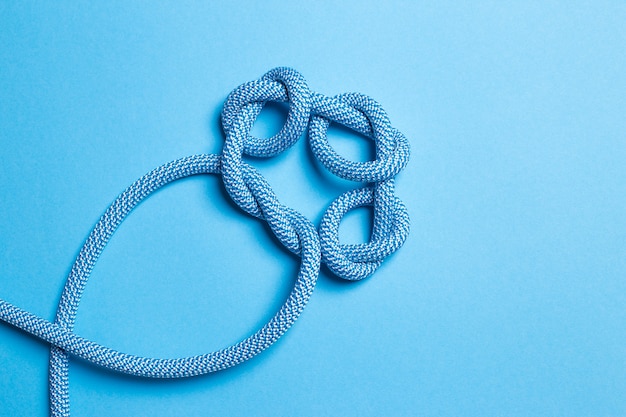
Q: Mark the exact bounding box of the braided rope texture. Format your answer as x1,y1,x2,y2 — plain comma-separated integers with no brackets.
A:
0,67,411,416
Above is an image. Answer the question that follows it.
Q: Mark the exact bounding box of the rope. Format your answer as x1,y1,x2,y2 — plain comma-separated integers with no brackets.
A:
0,67,411,416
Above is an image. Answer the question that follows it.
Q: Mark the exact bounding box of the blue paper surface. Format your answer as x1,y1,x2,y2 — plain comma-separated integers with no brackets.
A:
1,2,625,416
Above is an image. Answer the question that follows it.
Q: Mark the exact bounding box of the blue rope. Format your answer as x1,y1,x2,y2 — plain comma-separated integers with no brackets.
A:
0,68,411,416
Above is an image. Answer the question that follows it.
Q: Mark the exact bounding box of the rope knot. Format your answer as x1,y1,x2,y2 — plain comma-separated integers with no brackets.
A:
220,68,411,280
0,67,412,417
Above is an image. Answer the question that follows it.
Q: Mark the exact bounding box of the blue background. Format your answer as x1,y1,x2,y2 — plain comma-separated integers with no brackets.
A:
1,2,625,416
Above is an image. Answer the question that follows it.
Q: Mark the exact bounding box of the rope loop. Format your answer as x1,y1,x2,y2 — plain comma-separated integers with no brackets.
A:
318,187,410,280
309,92,410,183
221,67,311,157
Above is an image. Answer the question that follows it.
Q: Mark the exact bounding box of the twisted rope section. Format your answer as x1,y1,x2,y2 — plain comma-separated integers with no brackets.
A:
0,67,411,417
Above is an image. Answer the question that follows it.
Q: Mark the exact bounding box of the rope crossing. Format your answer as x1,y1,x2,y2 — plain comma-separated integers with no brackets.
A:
0,67,411,416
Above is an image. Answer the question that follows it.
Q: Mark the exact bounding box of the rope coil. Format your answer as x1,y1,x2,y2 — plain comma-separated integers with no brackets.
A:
0,67,411,416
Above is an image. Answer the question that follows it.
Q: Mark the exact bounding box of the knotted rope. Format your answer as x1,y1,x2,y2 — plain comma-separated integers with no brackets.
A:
0,67,411,416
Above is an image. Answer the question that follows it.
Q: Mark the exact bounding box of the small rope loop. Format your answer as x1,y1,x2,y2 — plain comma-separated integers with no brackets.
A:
318,187,410,280
309,93,410,183
221,67,311,158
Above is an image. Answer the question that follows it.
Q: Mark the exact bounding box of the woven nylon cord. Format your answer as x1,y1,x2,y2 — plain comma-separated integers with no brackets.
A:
0,67,411,416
